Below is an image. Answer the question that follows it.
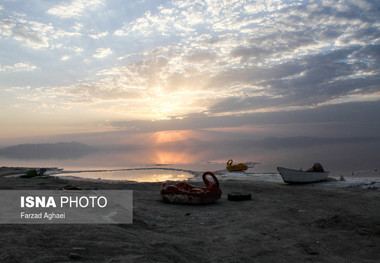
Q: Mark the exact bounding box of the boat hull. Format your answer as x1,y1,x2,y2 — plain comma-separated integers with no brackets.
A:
277,167,329,184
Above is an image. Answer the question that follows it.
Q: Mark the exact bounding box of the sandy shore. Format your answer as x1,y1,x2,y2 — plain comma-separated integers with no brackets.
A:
0,167,379,263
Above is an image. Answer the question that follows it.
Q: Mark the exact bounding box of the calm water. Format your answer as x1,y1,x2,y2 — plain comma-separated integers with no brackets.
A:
1,140,379,182
59,168,196,183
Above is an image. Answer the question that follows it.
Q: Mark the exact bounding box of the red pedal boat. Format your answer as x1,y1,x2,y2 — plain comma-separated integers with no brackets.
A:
160,171,222,204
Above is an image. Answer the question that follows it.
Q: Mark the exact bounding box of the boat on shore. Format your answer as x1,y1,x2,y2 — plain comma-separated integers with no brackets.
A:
277,167,329,184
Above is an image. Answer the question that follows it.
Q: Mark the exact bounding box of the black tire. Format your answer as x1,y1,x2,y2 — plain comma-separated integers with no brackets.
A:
228,192,251,201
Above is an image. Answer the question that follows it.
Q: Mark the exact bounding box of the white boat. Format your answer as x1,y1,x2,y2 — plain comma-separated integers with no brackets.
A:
277,167,329,184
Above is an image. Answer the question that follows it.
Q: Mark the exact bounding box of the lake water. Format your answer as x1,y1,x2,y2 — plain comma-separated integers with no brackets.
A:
1,140,379,183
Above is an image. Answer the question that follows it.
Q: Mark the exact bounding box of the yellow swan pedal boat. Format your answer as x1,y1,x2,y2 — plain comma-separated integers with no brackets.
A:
226,159,248,172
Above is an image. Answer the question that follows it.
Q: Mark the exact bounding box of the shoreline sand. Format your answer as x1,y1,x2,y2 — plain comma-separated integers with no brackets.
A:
0,167,379,262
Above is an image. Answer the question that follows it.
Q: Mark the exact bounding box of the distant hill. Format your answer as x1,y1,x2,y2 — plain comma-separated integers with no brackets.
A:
0,142,96,159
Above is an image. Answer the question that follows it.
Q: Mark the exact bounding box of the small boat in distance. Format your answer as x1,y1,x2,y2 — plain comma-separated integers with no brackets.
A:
226,159,248,172
277,167,329,184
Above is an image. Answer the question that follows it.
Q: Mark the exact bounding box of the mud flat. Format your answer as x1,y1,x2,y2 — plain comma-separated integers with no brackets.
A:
0,167,379,262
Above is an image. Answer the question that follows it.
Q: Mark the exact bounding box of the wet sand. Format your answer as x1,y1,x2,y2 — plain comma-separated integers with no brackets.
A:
0,167,379,262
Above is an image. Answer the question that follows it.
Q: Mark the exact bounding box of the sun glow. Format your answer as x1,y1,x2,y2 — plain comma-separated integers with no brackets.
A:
149,149,195,165
151,101,180,120
151,130,193,144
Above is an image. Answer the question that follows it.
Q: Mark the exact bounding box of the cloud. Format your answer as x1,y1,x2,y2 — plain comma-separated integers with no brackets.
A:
46,0,104,18
0,12,80,51
230,46,272,62
185,50,217,63
0,62,37,72
0,18,14,37
0,17,51,49
93,48,113,58
106,100,380,138
61,56,70,61
113,1,212,38
1,0,380,135
88,31,108,39
13,24,49,48
45,0,380,119
114,11,174,37
52,29,81,39
208,96,281,114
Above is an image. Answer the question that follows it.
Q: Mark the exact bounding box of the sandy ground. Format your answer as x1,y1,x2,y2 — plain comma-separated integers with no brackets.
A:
0,167,379,263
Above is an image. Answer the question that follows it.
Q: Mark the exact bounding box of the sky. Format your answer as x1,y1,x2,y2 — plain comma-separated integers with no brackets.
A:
1,0,380,149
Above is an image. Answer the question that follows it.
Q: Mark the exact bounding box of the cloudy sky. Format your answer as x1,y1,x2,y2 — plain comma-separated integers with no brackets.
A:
1,0,379,145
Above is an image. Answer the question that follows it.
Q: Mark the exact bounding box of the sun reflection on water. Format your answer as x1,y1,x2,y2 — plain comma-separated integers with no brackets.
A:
150,130,193,144
59,169,193,183
148,149,196,165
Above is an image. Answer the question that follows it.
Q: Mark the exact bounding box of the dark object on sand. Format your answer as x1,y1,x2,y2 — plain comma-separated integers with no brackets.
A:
228,192,251,201
298,242,319,255
161,171,222,204
68,252,81,259
20,168,47,178
21,169,38,178
277,166,329,184
306,163,325,172
226,159,248,171
59,184,82,190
